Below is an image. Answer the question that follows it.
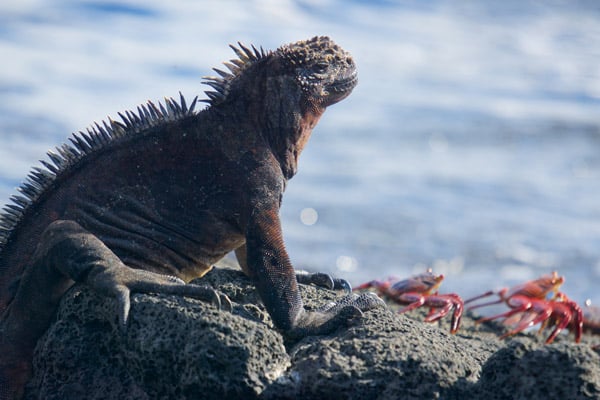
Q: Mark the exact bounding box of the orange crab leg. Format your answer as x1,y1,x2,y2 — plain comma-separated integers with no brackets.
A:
353,280,390,292
555,294,583,343
476,294,534,323
422,294,464,333
543,303,574,344
465,288,510,310
464,290,495,305
498,295,582,344
395,293,426,314
499,298,552,339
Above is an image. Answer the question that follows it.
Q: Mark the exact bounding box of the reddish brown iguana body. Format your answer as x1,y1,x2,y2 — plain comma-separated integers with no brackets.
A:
0,37,382,399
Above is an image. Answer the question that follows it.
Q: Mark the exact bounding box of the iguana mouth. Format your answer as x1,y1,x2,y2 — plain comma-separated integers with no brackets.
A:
325,71,358,104
330,73,358,93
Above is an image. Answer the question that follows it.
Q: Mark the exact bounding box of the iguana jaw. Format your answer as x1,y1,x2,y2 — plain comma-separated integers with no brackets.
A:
321,69,358,106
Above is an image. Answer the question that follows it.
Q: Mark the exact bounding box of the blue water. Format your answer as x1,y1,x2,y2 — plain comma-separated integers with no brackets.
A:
1,0,600,307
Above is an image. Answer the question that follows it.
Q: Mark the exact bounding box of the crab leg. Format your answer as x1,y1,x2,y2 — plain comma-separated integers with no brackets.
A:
353,280,389,292
499,298,552,339
476,294,535,323
464,290,495,305
465,288,509,310
422,294,464,333
395,293,426,314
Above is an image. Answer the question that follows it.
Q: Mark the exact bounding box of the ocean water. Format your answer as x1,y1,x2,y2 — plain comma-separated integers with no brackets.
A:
1,0,600,309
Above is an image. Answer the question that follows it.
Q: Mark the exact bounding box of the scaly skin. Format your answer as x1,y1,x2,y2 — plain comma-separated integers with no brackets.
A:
0,37,383,399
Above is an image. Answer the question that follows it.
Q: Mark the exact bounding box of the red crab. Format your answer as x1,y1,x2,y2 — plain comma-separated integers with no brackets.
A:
354,269,463,333
465,272,583,343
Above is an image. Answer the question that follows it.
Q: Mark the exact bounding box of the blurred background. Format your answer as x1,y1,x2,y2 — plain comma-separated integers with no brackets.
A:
1,0,599,305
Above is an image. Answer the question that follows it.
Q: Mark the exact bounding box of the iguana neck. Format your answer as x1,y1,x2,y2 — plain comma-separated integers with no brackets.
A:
213,65,324,180
264,101,324,180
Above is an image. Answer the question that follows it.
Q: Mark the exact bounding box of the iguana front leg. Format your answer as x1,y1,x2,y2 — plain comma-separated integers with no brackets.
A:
235,245,351,292
243,206,384,338
0,220,226,400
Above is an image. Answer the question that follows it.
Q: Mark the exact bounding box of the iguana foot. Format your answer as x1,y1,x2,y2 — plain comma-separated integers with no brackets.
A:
45,220,231,327
295,270,352,293
86,263,232,328
285,292,385,339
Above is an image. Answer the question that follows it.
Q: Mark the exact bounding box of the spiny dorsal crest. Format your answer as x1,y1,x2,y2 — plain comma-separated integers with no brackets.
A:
0,93,197,249
202,37,344,106
202,42,270,105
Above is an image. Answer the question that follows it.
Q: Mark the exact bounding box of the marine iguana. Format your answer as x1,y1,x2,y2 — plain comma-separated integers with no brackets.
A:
0,36,383,399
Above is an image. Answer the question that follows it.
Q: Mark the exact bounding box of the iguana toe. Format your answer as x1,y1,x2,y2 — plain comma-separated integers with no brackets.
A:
296,270,334,289
333,278,352,293
318,292,386,313
219,293,233,312
295,270,352,293
86,264,230,327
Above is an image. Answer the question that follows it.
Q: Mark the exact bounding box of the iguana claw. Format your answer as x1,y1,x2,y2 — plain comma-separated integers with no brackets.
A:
295,270,353,293
334,279,353,293
219,293,233,312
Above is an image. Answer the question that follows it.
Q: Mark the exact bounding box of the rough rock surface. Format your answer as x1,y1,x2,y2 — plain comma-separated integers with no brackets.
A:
25,259,600,400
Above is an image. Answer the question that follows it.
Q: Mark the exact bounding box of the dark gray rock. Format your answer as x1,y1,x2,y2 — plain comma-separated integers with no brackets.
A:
474,339,600,400
24,260,600,399
25,260,289,400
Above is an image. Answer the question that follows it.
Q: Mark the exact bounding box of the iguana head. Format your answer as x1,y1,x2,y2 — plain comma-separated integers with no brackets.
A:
279,36,357,108
203,36,357,110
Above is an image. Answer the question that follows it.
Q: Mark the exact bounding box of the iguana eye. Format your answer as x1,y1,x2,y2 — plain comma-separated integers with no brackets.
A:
311,62,329,74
